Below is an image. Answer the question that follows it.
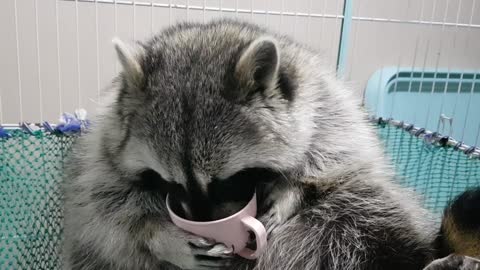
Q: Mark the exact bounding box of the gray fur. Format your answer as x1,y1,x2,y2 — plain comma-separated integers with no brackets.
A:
63,19,436,270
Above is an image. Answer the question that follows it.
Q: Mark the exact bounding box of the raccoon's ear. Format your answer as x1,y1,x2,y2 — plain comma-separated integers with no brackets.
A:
234,37,280,100
113,38,144,89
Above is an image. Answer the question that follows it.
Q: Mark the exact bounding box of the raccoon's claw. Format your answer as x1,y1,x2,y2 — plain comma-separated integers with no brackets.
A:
188,237,216,248
189,242,234,258
185,242,233,269
149,227,232,270
185,244,233,270
423,254,480,270
206,244,234,257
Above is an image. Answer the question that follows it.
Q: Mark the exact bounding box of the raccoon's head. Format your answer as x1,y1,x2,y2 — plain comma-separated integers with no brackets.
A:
109,22,314,221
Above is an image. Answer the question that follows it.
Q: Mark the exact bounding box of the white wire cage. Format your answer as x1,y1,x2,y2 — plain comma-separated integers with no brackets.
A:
0,1,480,269
1,0,479,138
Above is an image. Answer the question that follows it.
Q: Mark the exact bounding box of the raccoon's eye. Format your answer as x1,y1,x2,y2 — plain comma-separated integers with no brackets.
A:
225,167,280,184
135,169,171,196
209,168,280,202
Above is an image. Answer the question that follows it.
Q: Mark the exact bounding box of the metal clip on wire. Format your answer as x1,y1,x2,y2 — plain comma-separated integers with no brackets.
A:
464,146,476,155
42,122,55,133
453,141,463,151
423,132,437,145
377,117,387,128
414,128,426,137
21,122,40,135
438,136,449,147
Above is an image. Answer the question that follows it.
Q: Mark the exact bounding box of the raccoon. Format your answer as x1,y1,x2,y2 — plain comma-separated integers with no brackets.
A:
63,19,437,270
424,188,480,270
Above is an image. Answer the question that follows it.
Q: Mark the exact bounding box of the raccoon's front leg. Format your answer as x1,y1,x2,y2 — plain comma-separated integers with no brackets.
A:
259,183,302,236
147,222,234,270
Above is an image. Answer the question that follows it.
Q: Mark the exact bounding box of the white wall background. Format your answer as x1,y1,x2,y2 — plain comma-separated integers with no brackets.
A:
0,0,479,123
346,0,480,97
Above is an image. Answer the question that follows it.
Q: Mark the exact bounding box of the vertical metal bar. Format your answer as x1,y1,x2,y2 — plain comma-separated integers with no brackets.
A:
373,67,385,116
150,0,154,34
414,38,431,125
388,55,403,120
330,0,342,68
459,0,476,143
474,123,480,147
0,88,3,123
349,1,361,82
306,0,312,44
133,0,136,39
318,0,327,47
203,0,206,23
55,0,63,115
169,0,172,25
449,0,466,136
14,0,23,121
293,0,297,39
264,0,267,25
235,0,239,18
114,0,118,73
280,0,284,26
388,0,412,119
251,0,254,21
413,0,437,200
34,0,44,121
219,0,222,16
421,0,448,204
460,72,478,142
423,0,450,129
95,0,100,101
436,0,463,133
336,0,353,77
75,0,82,109
408,0,425,123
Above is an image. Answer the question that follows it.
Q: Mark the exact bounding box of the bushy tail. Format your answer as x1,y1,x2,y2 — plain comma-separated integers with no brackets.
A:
434,187,480,258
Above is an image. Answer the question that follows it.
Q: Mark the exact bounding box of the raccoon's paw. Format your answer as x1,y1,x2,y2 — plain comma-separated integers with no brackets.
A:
188,240,234,269
166,238,233,270
423,254,480,270
149,227,233,270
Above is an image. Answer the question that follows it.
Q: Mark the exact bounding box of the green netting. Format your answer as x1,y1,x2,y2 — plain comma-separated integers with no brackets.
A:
0,126,479,269
377,124,480,215
0,131,75,270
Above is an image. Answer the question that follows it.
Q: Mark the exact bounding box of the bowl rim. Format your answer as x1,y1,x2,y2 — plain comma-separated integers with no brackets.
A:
166,191,257,226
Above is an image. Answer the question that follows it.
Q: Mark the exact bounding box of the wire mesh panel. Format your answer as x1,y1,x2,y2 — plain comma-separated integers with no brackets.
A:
377,124,480,215
355,0,480,148
0,131,75,270
0,125,478,268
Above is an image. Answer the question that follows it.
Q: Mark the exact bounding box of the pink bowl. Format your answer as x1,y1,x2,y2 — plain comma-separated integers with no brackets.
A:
166,193,267,260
